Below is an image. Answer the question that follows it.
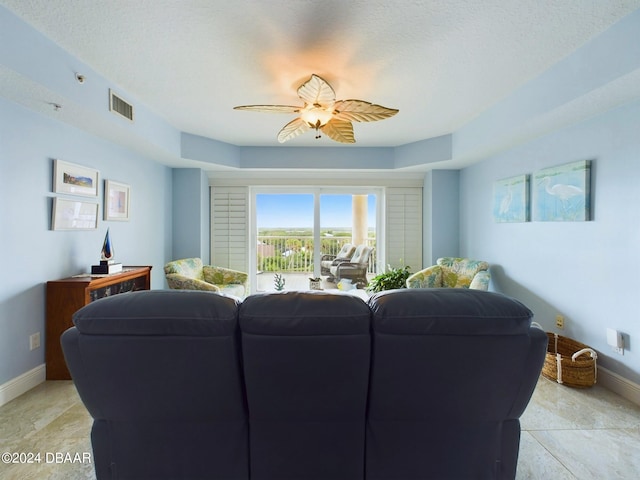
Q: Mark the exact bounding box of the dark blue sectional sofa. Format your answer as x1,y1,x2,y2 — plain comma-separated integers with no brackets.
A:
61,288,546,480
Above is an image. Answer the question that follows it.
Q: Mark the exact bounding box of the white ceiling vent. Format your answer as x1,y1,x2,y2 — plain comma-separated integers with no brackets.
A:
109,89,134,122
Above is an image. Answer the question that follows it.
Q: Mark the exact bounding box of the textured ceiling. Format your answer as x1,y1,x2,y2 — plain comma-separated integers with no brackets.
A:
2,0,640,149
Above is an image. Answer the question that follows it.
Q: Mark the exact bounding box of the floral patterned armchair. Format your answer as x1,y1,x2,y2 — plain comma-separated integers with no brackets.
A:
406,257,490,291
164,257,248,298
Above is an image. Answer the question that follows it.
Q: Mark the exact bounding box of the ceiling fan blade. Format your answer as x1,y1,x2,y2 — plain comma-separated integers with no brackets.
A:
321,119,355,144
234,75,397,143
297,74,336,107
333,100,399,122
233,105,300,113
277,117,310,143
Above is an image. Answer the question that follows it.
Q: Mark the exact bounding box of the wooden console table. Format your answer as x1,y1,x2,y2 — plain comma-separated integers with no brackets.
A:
46,266,152,380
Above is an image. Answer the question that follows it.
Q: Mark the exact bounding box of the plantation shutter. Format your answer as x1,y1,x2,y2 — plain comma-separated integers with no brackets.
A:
385,187,422,271
211,186,248,272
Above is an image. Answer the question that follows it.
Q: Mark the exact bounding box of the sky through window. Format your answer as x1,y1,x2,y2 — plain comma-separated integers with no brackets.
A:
257,194,376,229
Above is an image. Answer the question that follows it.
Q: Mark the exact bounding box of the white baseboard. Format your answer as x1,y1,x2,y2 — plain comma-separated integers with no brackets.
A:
0,364,46,408
598,366,640,407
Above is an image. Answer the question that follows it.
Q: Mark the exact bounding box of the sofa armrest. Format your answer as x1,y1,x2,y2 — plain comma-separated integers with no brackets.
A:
508,326,547,418
406,265,443,288
203,265,249,286
470,270,491,290
165,273,221,292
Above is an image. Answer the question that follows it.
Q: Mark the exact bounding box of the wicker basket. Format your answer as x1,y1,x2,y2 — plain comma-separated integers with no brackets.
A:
541,332,597,388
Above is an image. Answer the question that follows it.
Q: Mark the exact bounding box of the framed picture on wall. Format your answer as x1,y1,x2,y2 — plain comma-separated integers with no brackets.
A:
53,159,99,197
52,198,98,230
533,160,591,221
492,174,530,222
104,180,130,221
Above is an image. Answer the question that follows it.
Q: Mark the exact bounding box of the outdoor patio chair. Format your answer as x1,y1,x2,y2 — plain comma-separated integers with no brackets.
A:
320,243,356,279
329,245,374,288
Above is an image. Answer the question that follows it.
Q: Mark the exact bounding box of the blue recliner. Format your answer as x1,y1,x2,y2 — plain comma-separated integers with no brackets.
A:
239,291,371,479
366,288,545,479
61,290,248,480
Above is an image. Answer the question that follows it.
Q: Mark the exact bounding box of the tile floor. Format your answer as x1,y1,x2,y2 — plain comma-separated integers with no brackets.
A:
1,377,639,479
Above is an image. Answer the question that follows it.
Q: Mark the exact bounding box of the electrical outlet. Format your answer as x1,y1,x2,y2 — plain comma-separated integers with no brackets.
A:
29,332,41,351
555,314,564,329
607,328,624,355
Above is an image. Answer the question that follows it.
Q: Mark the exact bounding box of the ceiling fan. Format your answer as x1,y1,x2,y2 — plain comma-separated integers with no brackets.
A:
233,74,399,144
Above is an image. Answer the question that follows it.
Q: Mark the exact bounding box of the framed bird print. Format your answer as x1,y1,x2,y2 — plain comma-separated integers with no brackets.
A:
493,175,529,223
533,160,591,221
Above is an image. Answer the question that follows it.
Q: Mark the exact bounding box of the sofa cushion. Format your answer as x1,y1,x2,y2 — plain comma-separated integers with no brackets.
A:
350,245,369,264
73,289,238,336
240,291,370,335
368,288,533,336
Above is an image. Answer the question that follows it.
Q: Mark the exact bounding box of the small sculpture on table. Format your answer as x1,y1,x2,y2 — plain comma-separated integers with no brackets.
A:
91,229,123,274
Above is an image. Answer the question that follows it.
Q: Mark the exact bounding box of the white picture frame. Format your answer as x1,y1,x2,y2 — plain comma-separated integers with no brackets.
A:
104,180,130,221
52,198,99,230
53,159,99,197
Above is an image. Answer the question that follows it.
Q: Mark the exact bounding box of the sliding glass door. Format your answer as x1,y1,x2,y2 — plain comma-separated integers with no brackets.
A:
251,188,380,293
254,193,314,291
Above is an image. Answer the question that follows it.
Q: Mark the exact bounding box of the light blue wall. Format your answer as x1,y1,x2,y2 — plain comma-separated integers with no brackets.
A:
459,99,640,384
180,133,239,168
0,97,172,385
431,170,459,264
238,146,394,169
172,169,210,263
181,133,452,169
395,134,452,169
422,170,460,266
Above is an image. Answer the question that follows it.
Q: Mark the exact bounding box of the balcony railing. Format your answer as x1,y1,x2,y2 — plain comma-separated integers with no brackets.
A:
257,235,377,275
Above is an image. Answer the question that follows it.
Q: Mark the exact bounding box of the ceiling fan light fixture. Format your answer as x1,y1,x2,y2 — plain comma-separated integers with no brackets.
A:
300,105,333,129
234,74,398,144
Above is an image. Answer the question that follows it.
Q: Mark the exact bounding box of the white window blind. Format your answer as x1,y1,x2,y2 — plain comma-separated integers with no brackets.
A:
211,186,248,272
385,187,422,271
